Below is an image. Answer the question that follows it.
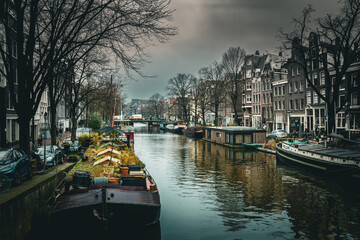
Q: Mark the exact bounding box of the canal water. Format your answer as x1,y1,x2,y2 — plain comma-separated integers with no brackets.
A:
134,125,360,240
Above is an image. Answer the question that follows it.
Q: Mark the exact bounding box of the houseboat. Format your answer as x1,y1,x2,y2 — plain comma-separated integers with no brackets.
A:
182,127,203,139
113,118,134,143
202,126,266,148
276,140,360,178
49,131,160,232
165,121,186,135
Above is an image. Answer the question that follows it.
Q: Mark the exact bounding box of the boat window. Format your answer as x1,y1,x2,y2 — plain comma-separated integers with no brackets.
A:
244,134,252,143
235,134,243,144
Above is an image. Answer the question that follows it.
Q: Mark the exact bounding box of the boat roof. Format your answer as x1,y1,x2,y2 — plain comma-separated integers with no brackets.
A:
97,126,124,134
284,141,360,161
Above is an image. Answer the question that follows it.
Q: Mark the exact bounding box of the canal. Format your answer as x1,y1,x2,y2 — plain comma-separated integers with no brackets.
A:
134,125,360,240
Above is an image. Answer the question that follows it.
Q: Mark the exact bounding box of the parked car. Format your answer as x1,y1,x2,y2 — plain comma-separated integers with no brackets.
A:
0,148,32,186
34,145,64,168
267,130,288,140
61,141,81,155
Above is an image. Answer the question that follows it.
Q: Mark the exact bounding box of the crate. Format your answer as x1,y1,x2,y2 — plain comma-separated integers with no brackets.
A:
120,176,146,187
72,170,91,188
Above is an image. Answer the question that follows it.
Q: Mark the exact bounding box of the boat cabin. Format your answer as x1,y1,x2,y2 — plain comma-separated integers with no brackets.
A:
203,127,266,148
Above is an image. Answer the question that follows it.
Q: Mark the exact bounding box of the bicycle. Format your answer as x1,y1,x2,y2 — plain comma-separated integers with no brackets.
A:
0,174,11,194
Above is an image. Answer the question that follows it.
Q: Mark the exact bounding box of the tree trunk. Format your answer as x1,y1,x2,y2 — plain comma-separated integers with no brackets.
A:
50,107,57,145
201,108,206,126
215,106,219,126
71,118,77,142
0,87,6,148
328,102,336,134
18,117,31,155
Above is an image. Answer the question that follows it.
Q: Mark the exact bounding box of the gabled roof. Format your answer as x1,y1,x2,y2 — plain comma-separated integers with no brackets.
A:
93,156,121,166
97,148,122,157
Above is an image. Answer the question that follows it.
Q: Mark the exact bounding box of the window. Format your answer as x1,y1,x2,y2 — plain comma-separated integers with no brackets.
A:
320,89,325,103
282,85,285,95
300,99,304,110
216,133,222,138
246,94,251,103
313,73,318,85
274,101,277,110
337,112,345,128
278,86,281,96
300,81,304,91
246,82,252,90
307,74,310,88
274,87,277,96
282,100,285,110
291,68,295,77
295,99,298,110
307,91,311,104
340,76,346,90
352,73,358,87
313,92,318,104
352,92,358,105
246,70,252,78
297,67,300,75
320,71,325,85
289,100,293,110
247,58,252,65
295,82,298,92
339,95,345,108
289,83,292,93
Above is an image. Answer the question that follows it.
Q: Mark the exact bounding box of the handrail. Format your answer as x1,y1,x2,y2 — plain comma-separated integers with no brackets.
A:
328,134,360,145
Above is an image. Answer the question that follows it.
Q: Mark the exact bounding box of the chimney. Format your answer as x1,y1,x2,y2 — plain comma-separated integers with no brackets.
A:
255,50,260,55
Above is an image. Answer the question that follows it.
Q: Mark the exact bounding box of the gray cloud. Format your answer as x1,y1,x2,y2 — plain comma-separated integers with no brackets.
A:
126,0,340,100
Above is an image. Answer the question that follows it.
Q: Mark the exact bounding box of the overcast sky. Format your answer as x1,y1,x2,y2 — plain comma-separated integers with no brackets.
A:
125,0,340,101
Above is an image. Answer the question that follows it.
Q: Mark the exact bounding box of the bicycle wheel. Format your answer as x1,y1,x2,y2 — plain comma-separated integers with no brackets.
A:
0,174,11,193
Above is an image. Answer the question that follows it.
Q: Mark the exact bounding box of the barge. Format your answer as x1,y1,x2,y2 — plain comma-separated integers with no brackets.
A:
49,130,160,232
276,140,360,178
182,127,203,139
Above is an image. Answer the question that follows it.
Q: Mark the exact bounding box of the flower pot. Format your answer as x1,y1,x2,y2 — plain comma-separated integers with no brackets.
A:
120,167,129,176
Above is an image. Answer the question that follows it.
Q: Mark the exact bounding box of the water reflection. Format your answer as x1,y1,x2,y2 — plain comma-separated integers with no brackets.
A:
134,128,360,239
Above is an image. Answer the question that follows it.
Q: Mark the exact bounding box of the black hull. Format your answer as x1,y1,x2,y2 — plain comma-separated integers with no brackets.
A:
276,146,360,178
51,186,161,231
183,131,203,139
166,128,183,134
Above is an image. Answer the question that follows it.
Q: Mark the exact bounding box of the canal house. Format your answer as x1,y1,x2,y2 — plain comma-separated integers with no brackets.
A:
203,127,266,148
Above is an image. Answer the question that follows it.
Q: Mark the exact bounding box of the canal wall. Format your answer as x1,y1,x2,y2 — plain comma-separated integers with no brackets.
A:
0,163,75,240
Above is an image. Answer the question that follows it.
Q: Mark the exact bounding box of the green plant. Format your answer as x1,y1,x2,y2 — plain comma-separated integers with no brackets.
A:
87,116,102,131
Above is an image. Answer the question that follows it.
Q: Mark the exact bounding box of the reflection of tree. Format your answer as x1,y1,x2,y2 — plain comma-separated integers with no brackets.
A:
281,179,360,239
173,138,360,238
188,141,286,232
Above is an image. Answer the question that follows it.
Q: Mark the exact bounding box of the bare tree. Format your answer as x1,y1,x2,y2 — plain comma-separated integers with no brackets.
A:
280,1,360,133
167,73,194,123
197,68,212,125
150,93,165,119
0,0,176,153
222,47,246,125
66,54,109,141
202,62,226,126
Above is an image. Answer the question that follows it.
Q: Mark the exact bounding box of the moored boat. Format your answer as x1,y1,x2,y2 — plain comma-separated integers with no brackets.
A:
182,127,203,138
165,124,183,134
276,140,360,178
49,130,160,232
